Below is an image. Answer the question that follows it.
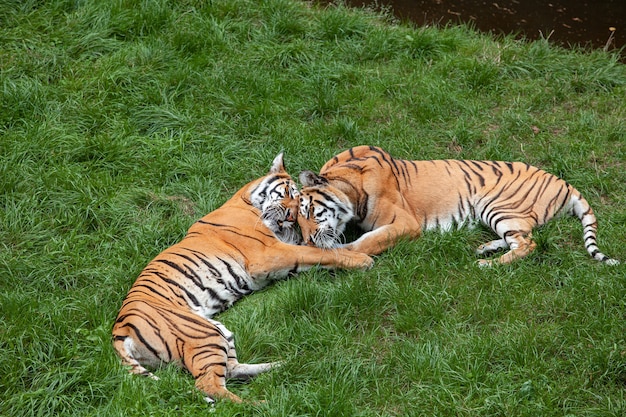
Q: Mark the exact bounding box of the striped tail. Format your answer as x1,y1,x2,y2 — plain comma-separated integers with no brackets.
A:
570,193,619,265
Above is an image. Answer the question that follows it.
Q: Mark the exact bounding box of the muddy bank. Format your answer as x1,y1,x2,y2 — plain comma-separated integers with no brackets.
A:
317,0,625,52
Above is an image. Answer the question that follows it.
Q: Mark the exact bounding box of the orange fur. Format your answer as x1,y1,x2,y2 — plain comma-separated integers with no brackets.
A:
112,155,373,403
298,145,618,266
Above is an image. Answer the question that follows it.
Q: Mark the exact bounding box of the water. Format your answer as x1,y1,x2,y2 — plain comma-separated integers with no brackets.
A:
318,0,625,52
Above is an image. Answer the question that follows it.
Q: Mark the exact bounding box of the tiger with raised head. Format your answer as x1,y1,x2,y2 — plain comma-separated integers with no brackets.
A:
297,145,619,266
112,153,373,403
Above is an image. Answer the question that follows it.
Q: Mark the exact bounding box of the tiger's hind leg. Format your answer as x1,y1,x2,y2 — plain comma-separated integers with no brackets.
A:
190,319,278,403
207,318,281,381
186,340,244,403
194,365,243,403
191,352,278,404
477,229,536,267
476,239,509,256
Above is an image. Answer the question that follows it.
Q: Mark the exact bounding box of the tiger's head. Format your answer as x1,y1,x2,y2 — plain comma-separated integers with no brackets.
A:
297,170,355,248
250,153,301,244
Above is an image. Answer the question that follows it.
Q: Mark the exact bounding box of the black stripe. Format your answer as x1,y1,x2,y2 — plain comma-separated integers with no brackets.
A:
191,346,228,364
543,182,570,221
186,249,223,278
156,258,206,291
121,322,162,359
459,160,485,187
584,235,597,243
217,257,252,295
151,262,227,308
130,281,174,303
195,219,227,227
219,228,268,245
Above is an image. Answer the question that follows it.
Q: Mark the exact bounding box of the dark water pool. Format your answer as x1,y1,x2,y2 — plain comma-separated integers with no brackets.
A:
318,0,625,52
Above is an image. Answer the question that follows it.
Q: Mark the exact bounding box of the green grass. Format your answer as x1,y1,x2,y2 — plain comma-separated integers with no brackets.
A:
1,0,625,415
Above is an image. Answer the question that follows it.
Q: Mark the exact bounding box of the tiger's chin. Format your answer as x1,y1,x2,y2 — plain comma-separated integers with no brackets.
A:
271,223,301,245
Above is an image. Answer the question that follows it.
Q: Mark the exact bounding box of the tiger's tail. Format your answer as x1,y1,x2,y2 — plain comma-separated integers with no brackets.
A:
569,193,619,265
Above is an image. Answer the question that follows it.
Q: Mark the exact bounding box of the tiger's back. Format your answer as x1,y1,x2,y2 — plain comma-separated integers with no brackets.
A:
298,145,618,266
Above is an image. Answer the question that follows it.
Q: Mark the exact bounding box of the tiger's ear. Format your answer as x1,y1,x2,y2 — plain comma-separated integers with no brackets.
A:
299,170,328,187
270,153,286,174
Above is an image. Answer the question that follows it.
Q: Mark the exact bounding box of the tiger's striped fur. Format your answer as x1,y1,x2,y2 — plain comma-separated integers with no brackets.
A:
112,154,373,403
298,145,618,266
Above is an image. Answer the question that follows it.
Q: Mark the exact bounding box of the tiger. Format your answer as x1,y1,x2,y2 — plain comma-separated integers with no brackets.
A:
112,153,373,404
297,145,619,267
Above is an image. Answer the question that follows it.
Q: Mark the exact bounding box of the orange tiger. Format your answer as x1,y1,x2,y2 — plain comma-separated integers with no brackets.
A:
297,145,619,266
112,153,373,403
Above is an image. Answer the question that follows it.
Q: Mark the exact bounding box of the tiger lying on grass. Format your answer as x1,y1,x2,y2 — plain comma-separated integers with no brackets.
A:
297,145,618,266
112,153,373,403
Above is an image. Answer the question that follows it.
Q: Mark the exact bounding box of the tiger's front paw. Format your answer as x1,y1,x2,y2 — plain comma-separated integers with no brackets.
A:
353,252,374,270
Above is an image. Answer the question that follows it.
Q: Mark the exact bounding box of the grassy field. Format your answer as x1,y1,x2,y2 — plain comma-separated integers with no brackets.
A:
1,0,625,415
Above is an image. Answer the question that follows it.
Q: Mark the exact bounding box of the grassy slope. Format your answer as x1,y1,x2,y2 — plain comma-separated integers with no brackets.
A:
1,0,625,415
